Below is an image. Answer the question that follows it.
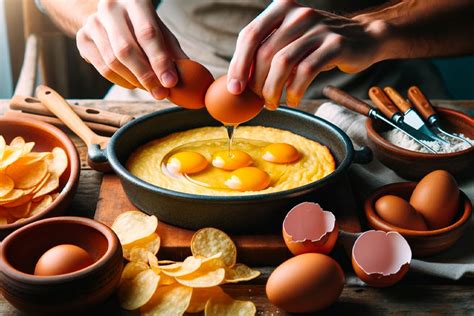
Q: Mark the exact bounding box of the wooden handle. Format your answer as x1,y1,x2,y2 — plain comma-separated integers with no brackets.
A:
383,87,412,113
36,85,109,148
322,85,372,116
10,95,133,127
407,86,437,120
4,110,117,136
368,86,400,119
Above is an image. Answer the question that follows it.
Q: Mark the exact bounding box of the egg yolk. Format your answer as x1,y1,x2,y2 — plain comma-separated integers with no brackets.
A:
224,167,271,191
211,150,253,171
262,143,300,164
167,151,208,174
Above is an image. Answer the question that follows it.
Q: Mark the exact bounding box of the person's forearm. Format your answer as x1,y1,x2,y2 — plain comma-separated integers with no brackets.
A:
41,0,98,36
353,0,474,60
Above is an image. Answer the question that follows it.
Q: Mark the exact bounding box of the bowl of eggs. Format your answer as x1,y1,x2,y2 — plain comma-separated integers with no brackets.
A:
0,116,80,239
365,170,472,256
0,216,123,314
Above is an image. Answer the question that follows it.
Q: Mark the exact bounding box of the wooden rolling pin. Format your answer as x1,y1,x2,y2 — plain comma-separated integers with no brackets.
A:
10,94,134,127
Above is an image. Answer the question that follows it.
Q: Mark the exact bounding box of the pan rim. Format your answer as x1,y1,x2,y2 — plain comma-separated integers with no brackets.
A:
106,106,355,201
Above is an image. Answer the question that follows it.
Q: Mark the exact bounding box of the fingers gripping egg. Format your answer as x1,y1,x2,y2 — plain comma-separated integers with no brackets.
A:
205,75,264,125
224,167,271,191
262,143,300,164
211,150,253,171
166,152,208,174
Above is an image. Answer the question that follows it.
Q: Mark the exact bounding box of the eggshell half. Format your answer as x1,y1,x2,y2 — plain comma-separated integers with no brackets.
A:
167,59,214,109
410,170,460,229
266,253,344,313
282,202,338,255
205,75,264,125
352,230,411,287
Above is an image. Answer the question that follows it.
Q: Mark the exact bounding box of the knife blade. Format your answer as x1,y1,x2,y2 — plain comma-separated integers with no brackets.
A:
383,87,448,144
323,86,437,153
368,87,439,143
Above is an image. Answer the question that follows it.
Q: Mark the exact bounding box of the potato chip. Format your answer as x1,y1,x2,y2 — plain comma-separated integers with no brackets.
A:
6,159,48,189
7,201,31,218
191,228,237,267
224,264,261,283
129,248,152,264
162,256,202,277
186,286,223,313
32,174,59,199
148,252,159,268
46,147,68,176
2,193,33,208
0,189,24,203
0,147,23,169
123,233,160,261
121,261,150,280
118,269,160,310
112,211,158,246
31,173,51,194
9,137,25,148
158,262,183,271
205,291,256,316
141,284,192,316
175,266,225,288
29,194,53,217
157,273,177,286
21,142,35,155
0,136,5,160
0,173,14,197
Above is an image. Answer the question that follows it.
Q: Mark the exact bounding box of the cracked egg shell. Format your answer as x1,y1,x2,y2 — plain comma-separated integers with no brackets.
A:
352,230,411,287
282,202,338,255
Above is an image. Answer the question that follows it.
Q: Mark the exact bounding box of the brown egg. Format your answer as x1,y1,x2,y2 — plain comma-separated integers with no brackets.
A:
282,202,338,255
205,75,264,125
266,253,344,313
34,244,94,276
167,59,214,109
352,230,411,287
375,195,428,231
410,170,460,229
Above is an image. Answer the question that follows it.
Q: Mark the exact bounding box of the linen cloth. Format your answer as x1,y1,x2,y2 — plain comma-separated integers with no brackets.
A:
316,102,474,280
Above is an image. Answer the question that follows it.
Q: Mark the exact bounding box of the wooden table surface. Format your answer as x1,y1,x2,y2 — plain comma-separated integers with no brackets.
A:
0,99,473,315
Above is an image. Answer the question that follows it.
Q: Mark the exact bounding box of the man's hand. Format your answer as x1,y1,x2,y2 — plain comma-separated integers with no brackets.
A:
76,0,188,99
228,0,388,108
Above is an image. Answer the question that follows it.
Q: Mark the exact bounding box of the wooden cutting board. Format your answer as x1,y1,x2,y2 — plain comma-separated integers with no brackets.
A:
95,174,362,266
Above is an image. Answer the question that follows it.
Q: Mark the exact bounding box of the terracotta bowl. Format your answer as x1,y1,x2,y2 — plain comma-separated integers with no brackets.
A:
366,107,473,180
365,182,472,257
0,116,80,239
0,216,123,314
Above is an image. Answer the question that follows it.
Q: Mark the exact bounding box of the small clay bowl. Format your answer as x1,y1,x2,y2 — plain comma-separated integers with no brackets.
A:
366,107,473,180
365,182,472,257
0,216,123,314
0,116,80,238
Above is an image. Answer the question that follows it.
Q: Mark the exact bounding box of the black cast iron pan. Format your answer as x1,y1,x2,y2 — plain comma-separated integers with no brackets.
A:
37,86,372,233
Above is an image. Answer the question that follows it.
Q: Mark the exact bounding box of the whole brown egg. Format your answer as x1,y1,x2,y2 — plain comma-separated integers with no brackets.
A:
410,170,460,229
266,253,344,313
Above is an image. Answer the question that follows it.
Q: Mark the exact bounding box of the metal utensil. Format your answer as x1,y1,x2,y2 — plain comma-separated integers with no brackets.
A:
368,87,440,145
323,85,437,153
383,87,449,144
408,86,473,146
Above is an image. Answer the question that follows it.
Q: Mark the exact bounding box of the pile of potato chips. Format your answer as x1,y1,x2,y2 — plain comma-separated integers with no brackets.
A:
0,136,67,225
111,211,260,315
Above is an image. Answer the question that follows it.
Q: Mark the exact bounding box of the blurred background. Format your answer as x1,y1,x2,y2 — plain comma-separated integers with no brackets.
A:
1,0,473,100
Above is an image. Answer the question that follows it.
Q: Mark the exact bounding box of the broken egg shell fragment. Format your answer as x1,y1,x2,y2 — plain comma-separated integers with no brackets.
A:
352,230,412,287
282,202,338,255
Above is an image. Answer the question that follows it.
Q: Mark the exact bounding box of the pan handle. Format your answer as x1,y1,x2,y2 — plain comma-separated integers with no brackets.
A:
353,146,372,164
36,85,112,172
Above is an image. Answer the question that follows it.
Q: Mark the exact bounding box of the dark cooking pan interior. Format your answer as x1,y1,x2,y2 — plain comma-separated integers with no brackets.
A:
106,107,357,232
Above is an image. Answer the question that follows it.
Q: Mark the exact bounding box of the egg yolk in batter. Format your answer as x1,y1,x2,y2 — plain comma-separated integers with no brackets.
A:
224,167,271,191
212,150,253,171
166,151,208,174
262,143,300,164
